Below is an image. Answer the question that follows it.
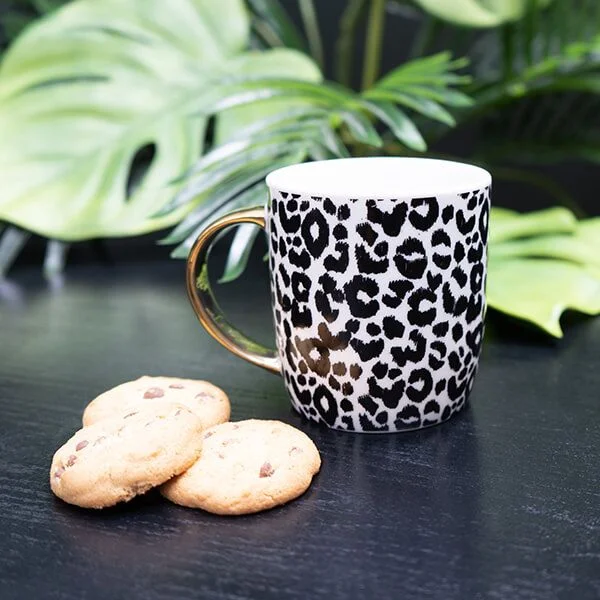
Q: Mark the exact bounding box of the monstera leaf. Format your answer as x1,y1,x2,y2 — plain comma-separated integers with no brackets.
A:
412,0,555,28
488,208,600,337
0,0,320,240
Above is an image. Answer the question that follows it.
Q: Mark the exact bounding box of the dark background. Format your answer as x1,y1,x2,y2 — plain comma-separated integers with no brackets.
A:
6,0,599,271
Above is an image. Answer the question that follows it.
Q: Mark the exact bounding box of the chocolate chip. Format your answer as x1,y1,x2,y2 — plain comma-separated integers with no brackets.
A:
66,455,77,467
169,384,185,389
259,462,275,478
54,466,65,479
123,411,138,419
143,387,164,399
75,440,88,452
288,446,303,456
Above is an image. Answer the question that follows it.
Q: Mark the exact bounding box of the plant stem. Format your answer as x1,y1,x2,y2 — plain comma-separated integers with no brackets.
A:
335,0,367,87
44,240,70,280
299,0,324,70
409,15,437,58
361,0,386,90
0,227,30,278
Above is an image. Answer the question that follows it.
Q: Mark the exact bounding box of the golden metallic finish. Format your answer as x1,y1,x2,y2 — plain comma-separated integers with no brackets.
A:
186,207,281,375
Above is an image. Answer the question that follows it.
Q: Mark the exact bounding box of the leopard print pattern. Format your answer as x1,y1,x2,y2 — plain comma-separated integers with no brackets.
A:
266,186,490,432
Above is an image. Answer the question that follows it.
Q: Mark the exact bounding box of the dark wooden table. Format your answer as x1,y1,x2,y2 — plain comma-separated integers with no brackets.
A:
1,258,599,600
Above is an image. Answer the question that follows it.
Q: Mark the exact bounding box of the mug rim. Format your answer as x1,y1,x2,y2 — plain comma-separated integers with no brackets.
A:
265,157,491,199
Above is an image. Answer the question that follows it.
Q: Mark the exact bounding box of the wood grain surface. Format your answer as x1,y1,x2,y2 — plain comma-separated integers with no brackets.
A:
0,258,599,600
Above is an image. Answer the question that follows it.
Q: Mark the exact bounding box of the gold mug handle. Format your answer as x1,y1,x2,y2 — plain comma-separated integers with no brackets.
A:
186,206,281,375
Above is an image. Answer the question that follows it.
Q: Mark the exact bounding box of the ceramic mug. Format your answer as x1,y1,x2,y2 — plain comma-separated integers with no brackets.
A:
187,157,491,432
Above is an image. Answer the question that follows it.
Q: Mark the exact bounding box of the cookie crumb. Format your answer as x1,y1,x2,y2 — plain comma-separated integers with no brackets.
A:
143,387,164,399
66,455,77,467
75,440,89,452
259,462,274,478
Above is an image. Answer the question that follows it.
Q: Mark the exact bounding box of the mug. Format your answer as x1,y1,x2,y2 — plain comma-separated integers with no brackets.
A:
186,157,491,433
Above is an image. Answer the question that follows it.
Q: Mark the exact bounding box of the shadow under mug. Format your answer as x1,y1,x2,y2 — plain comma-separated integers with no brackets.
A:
186,157,491,433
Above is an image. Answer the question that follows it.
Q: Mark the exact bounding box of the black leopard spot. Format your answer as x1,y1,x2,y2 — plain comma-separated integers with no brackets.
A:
289,248,311,269
466,323,484,356
342,382,353,396
356,222,378,246
328,375,340,391
359,414,386,431
435,378,446,394
427,272,442,291
359,395,378,416
341,415,354,429
324,242,350,272
292,236,302,247
405,368,433,403
298,361,308,374
319,273,344,301
294,336,330,377
447,376,467,402
317,322,350,351
466,294,483,324
300,199,309,210
442,282,467,316
366,323,381,336
441,405,451,420
278,237,288,258
441,205,454,224
323,198,336,215
349,364,362,379
432,321,448,337
383,279,414,309
333,224,348,240
367,200,408,236
453,241,465,262
448,351,461,371
373,362,388,378
391,330,426,366
290,377,312,406
456,209,476,235
429,340,446,370
468,242,484,264
407,288,437,326
382,316,405,339
278,263,290,287
297,374,306,386
424,399,440,415
340,399,353,412
368,377,405,409
432,229,451,247
355,244,389,274
432,253,452,270
315,291,338,323
301,209,330,258
479,200,489,242
374,242,388,259
332,362,346,376
338,204,351,220
288,198,298,212
376,412,388,425
344,320,359,336
452,266,468,287
308,376,316,386
389,368,402,379
350,338,385,362
394,405,421,428
452,323,463,342
409,196,439,231
291,272,311,302
344,275,380,318
285,337,297,368
394,238,427,279
467,194,477,210
313,385,338,426
470,263,484,294
279,203,301,233
291,305,312,328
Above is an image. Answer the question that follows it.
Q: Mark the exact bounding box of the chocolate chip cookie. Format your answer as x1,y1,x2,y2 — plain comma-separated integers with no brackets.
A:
82,376,229,429
161,419,321,515
51,402,204,509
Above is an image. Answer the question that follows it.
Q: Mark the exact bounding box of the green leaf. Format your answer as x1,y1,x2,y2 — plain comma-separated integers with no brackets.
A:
413,0,555,28
247,0,307,51
0,0,320,241
488,208,600,337
361,100,427,150
219,223,262,283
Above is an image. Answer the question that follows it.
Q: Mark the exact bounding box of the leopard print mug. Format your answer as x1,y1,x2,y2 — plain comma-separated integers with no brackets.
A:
187,158,491,432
